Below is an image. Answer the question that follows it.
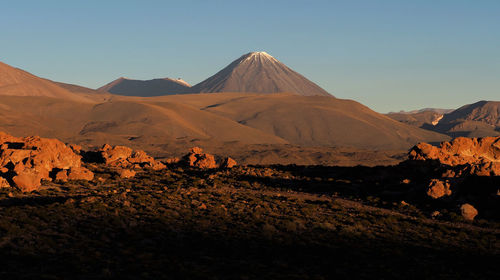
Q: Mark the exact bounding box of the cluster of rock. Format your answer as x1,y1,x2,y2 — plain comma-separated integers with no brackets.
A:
92,144,167,178
0,132,93,192
409,136,500,176
168,147,237,170
0,130,240,192
97,144,166,170
0,129,241,192
408,136,500,220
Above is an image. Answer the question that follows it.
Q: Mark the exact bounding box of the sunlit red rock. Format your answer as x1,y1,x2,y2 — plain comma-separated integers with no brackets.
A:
221,157,237,168
182,147,217,169
0,131,93,192
68,167,94,181
119,169,136,179
0,177,10,188
409,136,500,176
97,144,165,170
460,203,478,221
426,179,452,199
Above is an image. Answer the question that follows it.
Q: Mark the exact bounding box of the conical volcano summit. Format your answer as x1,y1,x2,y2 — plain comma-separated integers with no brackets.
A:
189,52,332,96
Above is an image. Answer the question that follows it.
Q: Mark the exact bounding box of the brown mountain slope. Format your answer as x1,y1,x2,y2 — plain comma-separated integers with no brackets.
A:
98,77,191,96
0,95,286,149
54,81,102,94
431,101,500,137
0,93,420,165
0,62,92,102
145,93,450,150
189,52,332,97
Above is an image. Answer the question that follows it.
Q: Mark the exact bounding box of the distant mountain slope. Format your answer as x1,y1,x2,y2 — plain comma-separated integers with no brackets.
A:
431,101,500,137
98,77,191,96
154,92,449,150
0,61,91,102
387,111,445,128
189,52,332,97
389,108,454,115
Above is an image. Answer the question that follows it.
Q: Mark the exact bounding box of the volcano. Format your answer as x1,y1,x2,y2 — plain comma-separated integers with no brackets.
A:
189,52,332,96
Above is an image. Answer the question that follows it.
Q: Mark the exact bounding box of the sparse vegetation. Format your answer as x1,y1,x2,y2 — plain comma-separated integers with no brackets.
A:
0,163,498,279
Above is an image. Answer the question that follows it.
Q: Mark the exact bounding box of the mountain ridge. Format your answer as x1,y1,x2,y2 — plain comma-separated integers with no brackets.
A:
98,77,192,96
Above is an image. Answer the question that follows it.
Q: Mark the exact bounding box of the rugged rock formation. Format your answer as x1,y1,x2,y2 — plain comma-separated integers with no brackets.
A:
407,136,500,219
409,136,500,176
0,132,93,191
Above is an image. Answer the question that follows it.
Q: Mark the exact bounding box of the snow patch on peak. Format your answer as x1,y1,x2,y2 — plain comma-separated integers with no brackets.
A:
250,51,271,56
242,51,278,63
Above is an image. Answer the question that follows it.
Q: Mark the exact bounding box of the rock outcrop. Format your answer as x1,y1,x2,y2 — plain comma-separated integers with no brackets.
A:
0,132,93,192
95,144,165,170
182,147,217,169
409,136,500,176
408,136,499,220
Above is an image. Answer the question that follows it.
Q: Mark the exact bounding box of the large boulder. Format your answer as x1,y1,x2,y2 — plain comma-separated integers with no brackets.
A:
182,147,217,169
460,203,478,221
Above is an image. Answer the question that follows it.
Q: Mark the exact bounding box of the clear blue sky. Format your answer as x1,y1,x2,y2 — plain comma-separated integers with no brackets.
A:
1,0,499,112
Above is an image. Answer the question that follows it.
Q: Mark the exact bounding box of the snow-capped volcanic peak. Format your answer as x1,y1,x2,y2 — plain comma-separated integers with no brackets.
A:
241,51,278,63
190,51,332,97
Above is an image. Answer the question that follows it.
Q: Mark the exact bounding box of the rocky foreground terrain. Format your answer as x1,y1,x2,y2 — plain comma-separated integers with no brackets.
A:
0,132,498,279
